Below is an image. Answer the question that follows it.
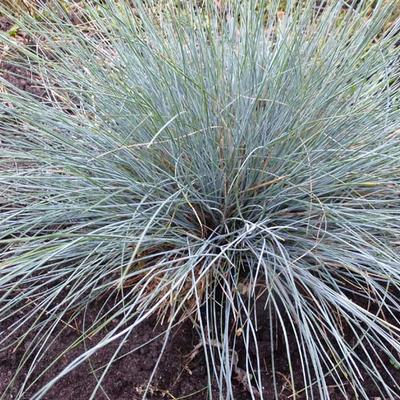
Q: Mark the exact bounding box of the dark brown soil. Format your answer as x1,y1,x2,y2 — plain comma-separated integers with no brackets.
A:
1,14,400,400
1,289,400,400
0,26,47,99
0,302,221,400
0,16,13,31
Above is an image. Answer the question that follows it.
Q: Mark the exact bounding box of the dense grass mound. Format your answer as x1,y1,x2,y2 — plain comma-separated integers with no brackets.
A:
1,0,400,398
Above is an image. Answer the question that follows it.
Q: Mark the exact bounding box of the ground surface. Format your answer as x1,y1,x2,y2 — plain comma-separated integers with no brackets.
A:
1,289,399,400
1,14,400,400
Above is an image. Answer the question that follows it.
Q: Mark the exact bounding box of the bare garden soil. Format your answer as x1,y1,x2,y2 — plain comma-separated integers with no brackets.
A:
1,15,400,400
1,288,400,400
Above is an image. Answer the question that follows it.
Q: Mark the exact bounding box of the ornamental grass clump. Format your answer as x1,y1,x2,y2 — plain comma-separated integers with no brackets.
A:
0,0,400,398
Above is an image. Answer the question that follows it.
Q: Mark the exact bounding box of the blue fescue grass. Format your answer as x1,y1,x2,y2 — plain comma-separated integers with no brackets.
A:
1,0,400,398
